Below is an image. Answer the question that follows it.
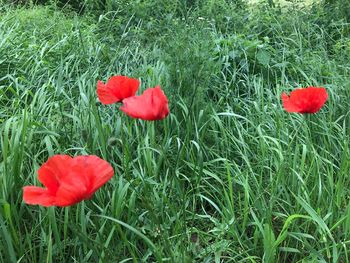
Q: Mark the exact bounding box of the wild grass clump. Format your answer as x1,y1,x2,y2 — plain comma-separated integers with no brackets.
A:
0,1,350,262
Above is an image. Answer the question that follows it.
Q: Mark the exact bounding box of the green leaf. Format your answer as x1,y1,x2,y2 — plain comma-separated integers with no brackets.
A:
257,49,271,66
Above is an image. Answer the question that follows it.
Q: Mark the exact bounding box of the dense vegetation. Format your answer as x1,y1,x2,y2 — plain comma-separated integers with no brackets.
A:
1,0,350,262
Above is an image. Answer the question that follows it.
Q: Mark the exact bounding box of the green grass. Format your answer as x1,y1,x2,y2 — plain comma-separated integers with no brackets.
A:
0,1,350,262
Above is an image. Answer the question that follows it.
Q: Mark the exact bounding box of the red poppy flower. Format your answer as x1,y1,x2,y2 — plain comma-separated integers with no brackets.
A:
120,85,169,120
97,75,139,104
23,155,114,207
281,86,328,114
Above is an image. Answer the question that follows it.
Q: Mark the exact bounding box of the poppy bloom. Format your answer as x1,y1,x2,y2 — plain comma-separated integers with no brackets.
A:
120,85,169,121
23,155,114,207
281,86,328,114
97,75,140,104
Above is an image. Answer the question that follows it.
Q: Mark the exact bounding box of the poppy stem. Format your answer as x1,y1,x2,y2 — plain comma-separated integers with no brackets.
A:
122,117,132,179
48,207,61,256
305,114,313,143
148,121,155,148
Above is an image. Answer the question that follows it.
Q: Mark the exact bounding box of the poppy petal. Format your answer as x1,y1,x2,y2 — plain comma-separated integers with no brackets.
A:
23,186,55,206
54,173,89,206
120,95,149,120
281,87,328,114
37,155,72,193
107,76,139,100
120,86,169,121
307,87,328,113
97,80,120,104
88,156,114,193
97,76,140,104
281,92,301,113
23,155,114,207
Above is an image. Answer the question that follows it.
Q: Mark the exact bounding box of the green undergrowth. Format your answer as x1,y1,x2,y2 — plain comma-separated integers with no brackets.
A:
0,1,350,262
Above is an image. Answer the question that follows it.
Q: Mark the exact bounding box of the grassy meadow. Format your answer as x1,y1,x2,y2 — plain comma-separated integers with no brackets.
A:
0,0,350,262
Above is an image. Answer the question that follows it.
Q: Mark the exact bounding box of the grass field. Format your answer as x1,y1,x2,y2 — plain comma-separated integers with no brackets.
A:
248,0,318,6
0,1,350,262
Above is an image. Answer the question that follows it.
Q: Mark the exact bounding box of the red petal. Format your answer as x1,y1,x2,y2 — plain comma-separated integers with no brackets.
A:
37,155,72,193
304,87,328,113
120,86,169,120
54,168,90,207
107,76,139,100
23,186,55,207
87,156,114,193
286,87,328,114
97,80,120,104
281,92,301,113
54,155,113,206
23,155,114,207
